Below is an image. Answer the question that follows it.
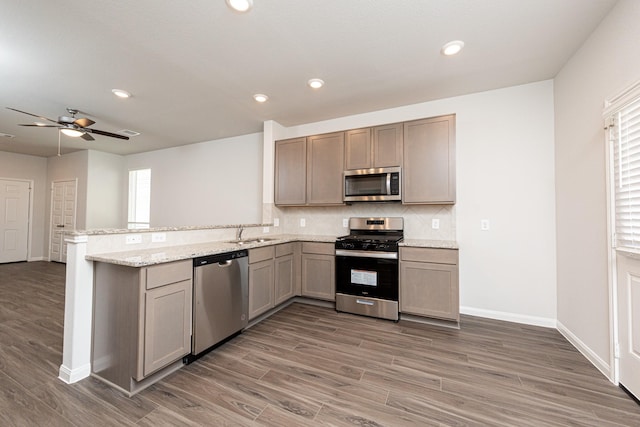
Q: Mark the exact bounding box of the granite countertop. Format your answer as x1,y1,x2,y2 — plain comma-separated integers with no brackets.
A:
86,234,338,267
87,234,459,267
400,239,458,250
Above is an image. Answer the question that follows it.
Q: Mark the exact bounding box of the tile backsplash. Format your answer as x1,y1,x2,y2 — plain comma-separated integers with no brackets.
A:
266,203,455,240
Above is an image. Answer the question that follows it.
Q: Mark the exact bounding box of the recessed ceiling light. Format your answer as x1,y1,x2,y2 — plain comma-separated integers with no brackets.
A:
307,78,324,89
226,0,253,12
253,93,269,103
441,40,464,56
111,88,131,98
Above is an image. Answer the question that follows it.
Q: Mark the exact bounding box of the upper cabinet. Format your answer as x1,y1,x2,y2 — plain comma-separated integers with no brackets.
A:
307,132,344,205
403,115,456,204
345,123,403,170
275,137,307,206
275,133,344,206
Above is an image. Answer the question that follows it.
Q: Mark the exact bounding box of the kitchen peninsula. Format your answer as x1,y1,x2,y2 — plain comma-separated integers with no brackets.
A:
59,224,458,395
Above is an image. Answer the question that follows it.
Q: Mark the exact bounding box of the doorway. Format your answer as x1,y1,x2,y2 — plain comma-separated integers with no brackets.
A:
50,179,77,263
0,179,31,263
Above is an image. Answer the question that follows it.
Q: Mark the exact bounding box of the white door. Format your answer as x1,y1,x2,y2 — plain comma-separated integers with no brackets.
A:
0,179,30,263
616,254,640,400
50,180,77,263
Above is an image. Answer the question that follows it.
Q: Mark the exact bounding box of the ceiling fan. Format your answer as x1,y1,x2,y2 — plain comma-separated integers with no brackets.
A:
6,107,130,141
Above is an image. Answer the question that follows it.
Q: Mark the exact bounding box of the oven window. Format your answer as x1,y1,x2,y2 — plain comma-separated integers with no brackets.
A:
350,269,377,286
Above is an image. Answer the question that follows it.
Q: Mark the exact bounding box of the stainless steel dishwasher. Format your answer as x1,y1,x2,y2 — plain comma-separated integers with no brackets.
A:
187,249,248,363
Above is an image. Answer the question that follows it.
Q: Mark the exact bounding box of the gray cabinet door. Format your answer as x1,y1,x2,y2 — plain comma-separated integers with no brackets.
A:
248,258,275,319
372,123,403,168
400,261,459,321
143,279,192,377
301,253,335,301
274,253,295,305
306,132,345,205
345,128,372,170
275,137,307,206
403,115,456,204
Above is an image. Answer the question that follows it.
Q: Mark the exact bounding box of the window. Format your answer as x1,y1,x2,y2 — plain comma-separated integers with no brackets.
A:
611,96,640,250
128,168,151,229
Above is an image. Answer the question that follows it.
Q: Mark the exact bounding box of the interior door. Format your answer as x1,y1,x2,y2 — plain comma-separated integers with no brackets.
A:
0,179,30,263
50,180,77,263
616,253,640,400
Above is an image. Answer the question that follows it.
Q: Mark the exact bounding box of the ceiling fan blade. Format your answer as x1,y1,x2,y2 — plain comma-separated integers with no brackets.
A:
85,128,129,140
6,107,59,124
74,118,95,128
18,123,61,128
81,132,95,141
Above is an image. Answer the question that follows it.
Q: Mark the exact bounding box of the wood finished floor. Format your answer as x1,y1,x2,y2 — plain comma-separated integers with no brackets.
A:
0,261,639,426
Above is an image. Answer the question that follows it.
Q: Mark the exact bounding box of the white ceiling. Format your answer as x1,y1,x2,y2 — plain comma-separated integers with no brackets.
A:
0,0,617,158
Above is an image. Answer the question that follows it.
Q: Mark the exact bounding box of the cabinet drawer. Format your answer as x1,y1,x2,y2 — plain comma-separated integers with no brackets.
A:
275,243,294,257
302,242,335,255
146,260,192,290
249,246,275,263
400,247,458,265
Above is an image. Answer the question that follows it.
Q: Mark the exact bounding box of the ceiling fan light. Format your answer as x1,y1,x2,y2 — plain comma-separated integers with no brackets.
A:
441,40,465,56
60,128,84,138
307,78,324,89
112,88,131,98
226,0,253,12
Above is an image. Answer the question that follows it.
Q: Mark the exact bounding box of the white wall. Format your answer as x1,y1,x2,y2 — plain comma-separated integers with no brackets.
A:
268,80,558,325
0,151,48,259
125,133,263,227
86,151,125,229
554,0,640,377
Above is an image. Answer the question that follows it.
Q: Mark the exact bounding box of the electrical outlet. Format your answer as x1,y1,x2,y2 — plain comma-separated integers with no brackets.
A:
125,234,142,244
431,219,440,230
151,232,166,242
273,218,280,227
300,218,306,227
343,218,349,228
481,219,490,231
263,226,269,233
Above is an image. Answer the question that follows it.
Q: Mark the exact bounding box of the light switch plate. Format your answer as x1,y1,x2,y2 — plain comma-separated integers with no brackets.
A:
273,218,280,227
300,218,306,227
481,219,490,231
431,219,440,229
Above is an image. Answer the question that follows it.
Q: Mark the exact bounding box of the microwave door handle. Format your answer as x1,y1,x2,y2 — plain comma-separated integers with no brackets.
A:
386,173,391,195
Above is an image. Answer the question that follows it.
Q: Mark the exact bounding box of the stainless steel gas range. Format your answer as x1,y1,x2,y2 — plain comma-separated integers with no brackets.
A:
335,217,403,321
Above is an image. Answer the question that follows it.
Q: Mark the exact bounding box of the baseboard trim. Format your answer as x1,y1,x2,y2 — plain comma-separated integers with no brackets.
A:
58,363,91,384
460,306,556,328
557,320,613,381
27,256,46,261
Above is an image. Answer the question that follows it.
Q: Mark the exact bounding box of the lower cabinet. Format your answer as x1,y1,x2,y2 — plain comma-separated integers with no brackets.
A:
399,247,459,321
248,243,297,319
301,242,335,301
92,259,192,394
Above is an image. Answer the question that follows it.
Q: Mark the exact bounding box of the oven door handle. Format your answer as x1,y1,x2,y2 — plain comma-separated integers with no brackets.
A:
335,250,398,260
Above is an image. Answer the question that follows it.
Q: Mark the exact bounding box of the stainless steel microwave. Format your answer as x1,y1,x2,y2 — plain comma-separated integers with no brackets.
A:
344,167,401,202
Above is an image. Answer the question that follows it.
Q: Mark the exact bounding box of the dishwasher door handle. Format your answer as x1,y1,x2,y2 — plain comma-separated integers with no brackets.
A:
218,260,233,267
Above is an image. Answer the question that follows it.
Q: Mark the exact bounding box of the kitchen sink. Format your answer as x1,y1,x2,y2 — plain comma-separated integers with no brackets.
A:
227,237,277,245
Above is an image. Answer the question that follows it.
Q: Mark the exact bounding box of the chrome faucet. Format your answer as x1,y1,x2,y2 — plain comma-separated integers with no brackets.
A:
236,226,244,241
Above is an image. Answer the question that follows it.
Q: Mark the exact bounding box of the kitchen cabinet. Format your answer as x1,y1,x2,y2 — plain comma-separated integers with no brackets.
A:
301,242,335,301
403,115,456,204
345,123,403,170
275,137,307,206
399,247,459,321
248,246,275,319
92,259,192,394
306,132,345,205
248,243,297,319
274,133,344,206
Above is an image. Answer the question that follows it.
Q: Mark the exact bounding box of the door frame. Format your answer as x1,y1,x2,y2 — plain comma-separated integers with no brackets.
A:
0,177,34,262
49,178,78,262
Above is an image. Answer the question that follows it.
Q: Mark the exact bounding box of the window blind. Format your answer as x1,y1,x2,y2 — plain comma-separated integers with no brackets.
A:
613,96,640,249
